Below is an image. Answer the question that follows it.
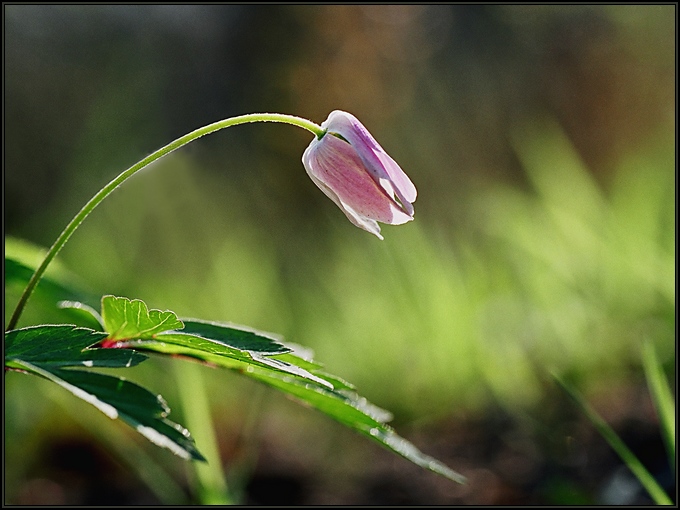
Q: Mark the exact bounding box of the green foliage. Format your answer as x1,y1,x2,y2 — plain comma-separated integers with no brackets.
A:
5,238,100,328
5,321,205,462
5,325,145,369
180,319,289,354
12,360,205,462
5,323,203,461
101,295,184,340
58,300,105,330
5,292,466,484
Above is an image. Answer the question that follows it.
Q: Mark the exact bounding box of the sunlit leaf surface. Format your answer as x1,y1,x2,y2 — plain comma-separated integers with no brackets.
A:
11,360,205,462
98,297,466,483
5,325,146,368
101,295,184,340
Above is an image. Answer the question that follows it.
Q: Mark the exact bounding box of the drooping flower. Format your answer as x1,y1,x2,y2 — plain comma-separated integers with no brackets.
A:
302,110,417,240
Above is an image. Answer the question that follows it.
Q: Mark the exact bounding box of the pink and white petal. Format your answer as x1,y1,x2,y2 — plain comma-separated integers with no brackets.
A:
324,111,383,153
373,150,417,204
302,142,383,240
303,152,383,238
303,112,416,237
325,111,416,214
315,136,405,221
325,112,391,181
386,204,415,225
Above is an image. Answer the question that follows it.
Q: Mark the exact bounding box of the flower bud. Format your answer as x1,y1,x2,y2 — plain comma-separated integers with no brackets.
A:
302,110,417,239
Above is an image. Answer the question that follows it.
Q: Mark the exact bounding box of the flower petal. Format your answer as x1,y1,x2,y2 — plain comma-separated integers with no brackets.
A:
305,168,384,239
302,110,417,239
323,111,417,213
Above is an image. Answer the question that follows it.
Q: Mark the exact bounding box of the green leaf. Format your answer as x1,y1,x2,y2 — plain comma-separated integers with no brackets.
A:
58,300,105,330
4,238,90,299
5,325,147,369
101,295,184,340
11,360,204,462
553,372,672,505
125,333,336,390
240,364,465,483
129,337,465,482
86,296,466,483
268,345,357,391
5,321,202,463
180,319,289,354
104,304,465,483
5,239,100,328
168,322,358,390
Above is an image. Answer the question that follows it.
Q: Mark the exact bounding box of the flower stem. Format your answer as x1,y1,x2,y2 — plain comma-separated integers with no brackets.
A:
6,113,324,331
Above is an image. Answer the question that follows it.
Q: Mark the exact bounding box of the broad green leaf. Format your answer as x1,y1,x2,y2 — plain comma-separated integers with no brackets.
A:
5,325,146,369
99,298,335,388
126,334,335,390
167,319,353,390
170,322,357,390
11,360,204,462
236,364,465,483
113,332,465,482
101,295,184,340
4,237,90,295
5,244,100,329
179,319,289,354
92,297,466,483
269,350,356,391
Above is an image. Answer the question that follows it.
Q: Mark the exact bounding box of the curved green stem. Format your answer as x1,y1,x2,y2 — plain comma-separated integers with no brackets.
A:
6,113,324,331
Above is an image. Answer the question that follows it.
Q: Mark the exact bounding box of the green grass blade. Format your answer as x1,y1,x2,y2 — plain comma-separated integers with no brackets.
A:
642,341,675,469
553,373,672,505
173,361,232,505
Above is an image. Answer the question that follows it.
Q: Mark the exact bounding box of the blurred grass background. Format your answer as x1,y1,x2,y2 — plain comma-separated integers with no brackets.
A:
4,4,675,505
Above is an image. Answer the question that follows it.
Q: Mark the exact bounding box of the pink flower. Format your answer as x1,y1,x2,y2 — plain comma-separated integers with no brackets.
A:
302,110,417,240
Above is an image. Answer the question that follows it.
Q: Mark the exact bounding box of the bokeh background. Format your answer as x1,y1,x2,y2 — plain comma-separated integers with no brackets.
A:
4,4,675,505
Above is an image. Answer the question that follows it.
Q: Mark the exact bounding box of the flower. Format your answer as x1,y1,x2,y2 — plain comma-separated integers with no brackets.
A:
302,110,417,240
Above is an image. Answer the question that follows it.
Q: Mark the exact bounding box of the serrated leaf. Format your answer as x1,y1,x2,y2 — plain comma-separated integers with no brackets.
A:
11,360,204,462
165,320,350,389
167,319,349,390
126,334,334,390
92,299,466,483
237,364,465,483
269,351,356,391
101,295,184,340
112,331,466,483
179,319,289,354
369,427,467,483
5,325,147,368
